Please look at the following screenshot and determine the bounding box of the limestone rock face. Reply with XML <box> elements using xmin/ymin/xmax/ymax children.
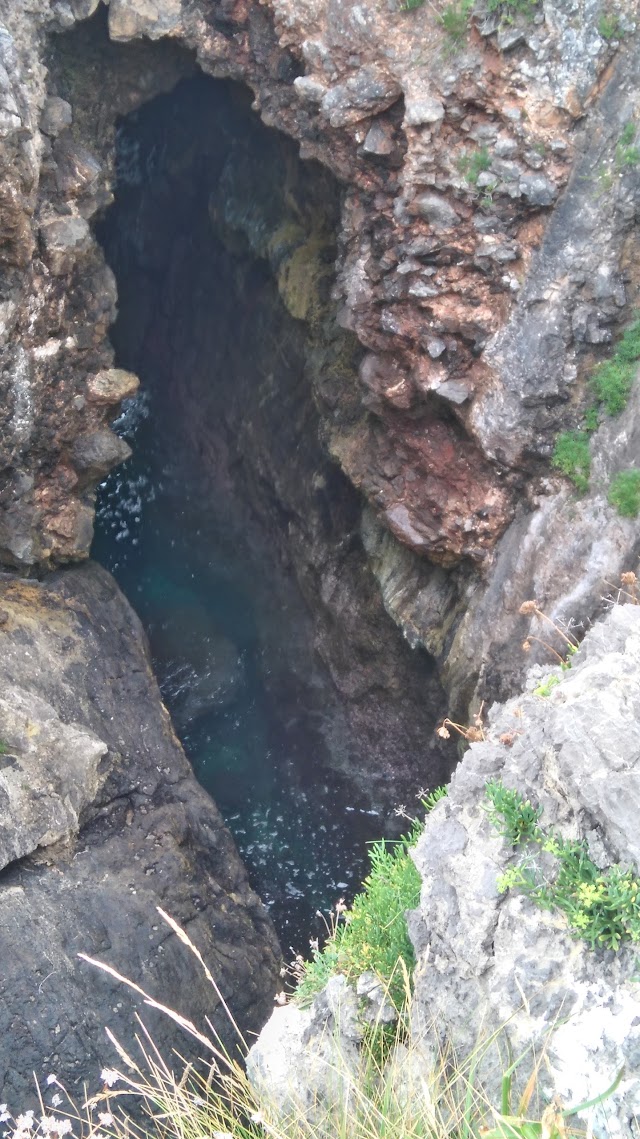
<box><xmin>0</xmin><ymin>563</ymin><xmax>281</xmax><ymax>1103</ymax></box>
<box><xmin>409</xmin><ymin>602</ymin><xmax>640</xmax><ymax>1136</ymax></box>
<box><xmin>245</xmin><ymin>604</ymin><xmax>640</xmax><ymax>1137</ymax></box>
<box><xmin>247</xmin><ymin>976</ymin><xmax>362</xmax><ymax>1120</ymax></box>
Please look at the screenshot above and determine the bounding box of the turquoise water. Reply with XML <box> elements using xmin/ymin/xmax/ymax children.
<box><xmin>93</xmin><ymin>395</ymin><xmax>380</xmax><ymax>951</ymax></box>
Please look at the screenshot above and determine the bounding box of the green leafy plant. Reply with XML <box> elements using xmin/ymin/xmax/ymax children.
<box><xmin>598</xmin><ymin>165</ymin><xmax>614</xmax><ymax>192</ymax></box>
<box><xmin>400</xmin><ymin>0</ymin><xmax>426</xmax><ymax>9</ymax></box>
<box><xmin>0</xmin><ymin>740</ymin><xmax>7</xmax><ymax>756</ymax></box>
<box><xmin>551</xmin><ymin>431</ymin><xmax>591</xmax><ymax>493</ymax></box>
<box><xmin>485</xmin><ymin>780</ymin><xmax>543</xmax><ymax>845</ymax></box>
<box><xmin>458</xmin><ymin>146</ymin><xmax>492</xmax><ymax>185</ymax></box>
<box><xmin>590</xmin><ymin>317</ymin><xmax>640</xmax><ymax>415</ymax></box>
<box><xmin>41</xmin><ymin>921</ymin><xmax>626</xmax><ymax>1139</ymax></box>
<box><xmin>598</xmin><ymin>11</ymin><xmax>623</xmax><ymax>40</ymax></box>
<box><xmin>440</xmin><ymin>0</ymin><xmax>474</xmax><ymax>42</ymax></box>
<box><xmin>591</xmin><ymin>358</ymin><xmax>635</xmax><ymax>414</ymax></box>
<box><xmin>608</xmin><ymin>469</ymin><xmax>640</xmax><ymax>517</ymax></box>
<box><xmin>616</xmin><ymin>122</ymin><xmax>640</xmax><ymax>168</ymax></box>
<box><xmin>486</xmin><ymin>780</ymin><xmax>640</xmax><ymax>950</ymax></box>
<box><xmin>421</xmin><ymin>784</ymin><xmax>448</xmax><ymax>812</ymax></box>
<box><xmin>533</xmin><ymin>673</ymin><xmax>561</xmax><ymax>698</ymax></box>
<box><xmin>294</xmin><ymin>821</ymin><xmax>423</xmax><ymax>1013</ymax></box>
<box><xmin>552</xmin><ymin>318</ymin><xmax>640</xmax><ymax>493</ymax></box>
<box><xmin>293</xmin><ymin>789</ymin><xmax>448</xmax><ymax>1015</ymax></box>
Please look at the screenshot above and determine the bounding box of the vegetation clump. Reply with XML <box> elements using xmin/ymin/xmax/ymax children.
<box><xmin>550</xmin><ymin>431</ymin><xmax>591</xmax><ymax>493</ymax></box>
<box><xmin>597</xmin><ymin>11</ymin><xmax>623</xmax><ymax>39</ymax></box>
<box><xmin>608</xmin><ymin>469</ymin><xmax>640</xmax><ymax>517</ymax></box>
<box><xmin>457</xmin><ymin>146</ymin><xmax>491</xmax><ymax>185</ymax></box>
<box><xmin>294</xmin><ymin>824</ymin><xmax>423</xmax><ymax>1013</ymax></box>
<box><xmin>551</xmin><ymin>318</ymin><xmax>640</xmax><ymax>495</ymax></box>
<box><xmin>486</xmin><ymin>780</ymin><xmax>640</xmax><ymax>950</ymax></box>
<box><xmin>590</xmin><ymin>316</ymin><xmax>640</xmax><ymax>415</ymax></box>
<box><xmin>294</xmin><ymin>788</ymin><xmax>447</xmax><ymax>1013</ymax></box>
<box><xmin>485</xmin><ymin>0</ymin><xmax>538</xmax><ymax>17</ymax></box>
<box><xmin>616</xmin><ymin>122</ymin><xmax>640</xmax><ymax>169</ymax></box>
<box><xmin>440</xmin><ymin>0</ymin><xmax>474</xmax><ymax>44</ymax></box>
<box><xmin>532</xmin><ymin>673</ymin><xmax>561</xmax><ymax>698</ymax></box>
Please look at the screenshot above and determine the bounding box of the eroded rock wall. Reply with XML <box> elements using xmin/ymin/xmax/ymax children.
<box><xmin>2</xmin><ymin>0</ymin><xmax>639</xmax><ymax>720</ymax></box>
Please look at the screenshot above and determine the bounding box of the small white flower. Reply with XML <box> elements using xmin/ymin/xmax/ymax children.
<box><xmin>250</xmin><ymin>1111</ymin><xmax>264</xmax><ymax>1126</ymax></box>
<box><xmin>51</xmin><ymin>1120</ymin><xmax>71</xmax><ymax>1136</ymax></box>
<box><xmin>49</xmin><ymin>1099</ymin><xmax>62</xmax><ymax>1111</ymax></box>
<box><xmin>191</xmin><ymin>1098</ymin><xmax>205</xmax><ymax>1108</ymax></box>
<box><xmin>100</xmin><ymin>1071</ymin><xmax>119</xmax><ymax>1088</ymax></box>
<box><xmin>45</xmin><ymin>1078</ymin><xmax>58</xmax><ymax>1088</ymax></box>
<box><xmin>97</xmin><ymin>1115</ymin><xmax>113</xmax><ymax>1128</ymax></box>
<box><xmin>212</xmin><ymin>1132</ymin><xmax>234</xmax><ymax>1139</ymax></box>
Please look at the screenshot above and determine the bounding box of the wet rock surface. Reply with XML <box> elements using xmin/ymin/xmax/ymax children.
<box><xmin>0</xmin><ymin>562</ymin><xmax>281</xmax><ymax>1102</ymax></box>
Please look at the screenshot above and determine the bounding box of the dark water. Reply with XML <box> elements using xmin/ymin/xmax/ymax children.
<box><xmin>93</xmin><ymin>395</ymin><xmax>381</xmax><ymax>953</ymax></box>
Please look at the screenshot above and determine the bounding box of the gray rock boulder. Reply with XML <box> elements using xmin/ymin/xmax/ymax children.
<box><xmin>247</xmin><ymin>976</ymin><xmax>362</xmax><ymax>1121</ymax></box>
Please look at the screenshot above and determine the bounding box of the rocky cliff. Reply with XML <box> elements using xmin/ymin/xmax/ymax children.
<box><xmin>248</xmin><ymin>599</ymin><xmax>640</xmax><ymax>1137</ymax></box>
<box><xmin>1</xmin><ymin>0</ymin><xmax>639</xmax><ymax>718</ymax></box>
<box><xmin>1</xmin><ymin>0</ymin><xmax>640</xmax><ymax>1103</ymax></box>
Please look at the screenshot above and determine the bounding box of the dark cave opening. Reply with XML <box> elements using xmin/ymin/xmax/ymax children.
<box><xmin>91</xmin><ymin>71</ymin><xmax>386</xmax><ymax>949</ymax></box>
<box><xmin>63</xmin><ymin>38</ymin><xmax>454</xmax><ymax>949</ymax></box>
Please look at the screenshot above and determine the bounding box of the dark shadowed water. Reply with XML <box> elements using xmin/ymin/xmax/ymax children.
<box><xmin>93</xmin><ymin>394</ymin><xmax>382</xmax><ymax>953</ymax></box>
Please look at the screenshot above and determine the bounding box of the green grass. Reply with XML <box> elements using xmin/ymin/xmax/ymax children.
<box><xmin>440</xmin><ymin>0</ymin><xmax>474</xmax><ymax>41</ymax></box>
<box><xmin>486</xmin><ymin>780</ymin><xmax>640</xmax><ymax>950</ymax></box>
<box><xmin>552</xmin><ymin>318</ymin><xmax>640</xmax><ymax>494</ymax></box>
<box><xmin>616</xmin><ymin>122</ymin><xmax>639</xmax><ymax>168</ymax></box>
<box><xmin>295</xmin><ymin>824</ymin><xmax>423</xmax><ymax>1013</ymax></box>
<box><xmin>591</xmin><ymin>358</ymin><xmax>635</xmax><ymax>413</ymax></box>
<box><xmin>533</xmin><ymin>674</ymin><xmax>561</xmax><ymax>698</ymax></box>
<box><xmin>590</xmin><ymin>318</ymin><xmax>640</xmax><ymax>414</ymax></box>
<box><xmin>608</xmin><ymin>469</ymin><xmax>640</xmax><ymax>517</ymax></box>
<box><xmin>550</xmin><ymin>431</ymin><xmax>591</xmax><ymax>493</ymax></box>
<box><xmin>71</xmin><ymin>899</ymin><xmax>626</xmax><ymax>1139</ymax></box>
<box><xmin>295</xmin><ymin>789</ymin><xmax>447</xmax><ymax>1014</ymax></box>
<box><xmin>598</xmin><ymin>11</ymin><xmax>623</xmax><ymax>39</ymax></box>
<box><xmin>457</xmin><ymin>146</ymin><xmax>491</xmax><ymax>185</ymax></box>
